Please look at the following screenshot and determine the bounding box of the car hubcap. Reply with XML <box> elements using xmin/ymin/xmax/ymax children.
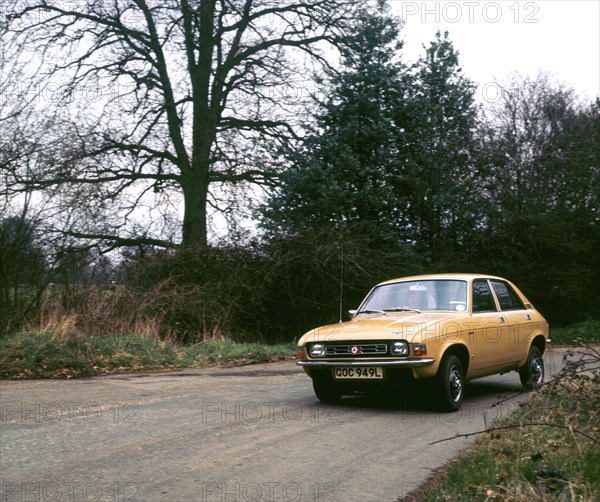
<box><xmin>532</xmin><ymin>355</ymin><xmax>543</xmax><ymax>384</ymax></box>
<box><xmin>449</xmin><ymin>366</ymin><xmax>462</xmax><ymax>402</ymax></box>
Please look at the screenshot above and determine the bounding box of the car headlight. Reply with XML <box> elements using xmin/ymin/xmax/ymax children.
<box><xmin>390</xmin><ymin>341</ymin><xmax>409</xmax><ymax>356</ymax></box>
<box><xmin>412</xmin><ymin>343</ymin><xmax>427</xmax><ymax>356</ymax></box>
<box><xmin>309</xmin><ymin>344</ymin><xmax>326</xmax><ymax>357</ymax></box>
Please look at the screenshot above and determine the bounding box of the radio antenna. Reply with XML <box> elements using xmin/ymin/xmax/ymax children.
<box><xmin>338</xmin><ymin>237</ymin><xmax>344</xmax><ymax>323</ymax></box>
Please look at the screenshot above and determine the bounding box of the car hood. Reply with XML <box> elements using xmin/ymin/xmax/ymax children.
<box><xmin>298</xmin><ymin>312</ymin><xmax>466</xmax><ymax>345</ymax></box>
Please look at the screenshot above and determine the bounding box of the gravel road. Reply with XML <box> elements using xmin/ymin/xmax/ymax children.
<box><xmin>0</xmin><ymin>348</ymin><xmax>568</xmax><ymax>502</ymax></box>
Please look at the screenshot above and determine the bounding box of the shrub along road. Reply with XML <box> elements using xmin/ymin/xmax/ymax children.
<box><xmin>0</xmin><ymin>349</ymin><xmax>569</xmax><ymax>502</ymax></box>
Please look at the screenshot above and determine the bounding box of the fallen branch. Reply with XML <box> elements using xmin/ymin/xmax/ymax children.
<box><xmin>429</xmin><ymin>421</ymin><xmax>600</xmax><ymax>446</ymax></box>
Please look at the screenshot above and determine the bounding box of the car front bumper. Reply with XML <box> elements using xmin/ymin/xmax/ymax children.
<box><xmin>297</xmin><ymin>358</ymin><xmax>435</xmax><ymax>367</ymax></box>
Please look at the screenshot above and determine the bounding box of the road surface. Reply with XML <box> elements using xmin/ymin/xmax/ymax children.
<box><xmin>0</xmin><ymin>348</ymin><xmax>568</xmax><ymax>502</ymax></box>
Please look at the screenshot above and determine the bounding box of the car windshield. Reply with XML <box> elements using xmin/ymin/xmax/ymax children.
<box><xmin>358</xmin><ymin>280</ymin><xmax>468</xmax><ymax>314</ymax></box>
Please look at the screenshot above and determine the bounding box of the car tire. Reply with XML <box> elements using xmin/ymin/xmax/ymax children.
<box><xmin>435</xmin><ymin>354</ymin><xmax>464</xmax><ymax>412</ymax></box>
<box><xmin>312</xmin><ymin>377</ymin><xmax>342</xmax><ymax>404</ymax></box>
<box><xmin>519</xmin><ymin>346</ymin><xmax>544</xmax><ymax>390</ymax></box>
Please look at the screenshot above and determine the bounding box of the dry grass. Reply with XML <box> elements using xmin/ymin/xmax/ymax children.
<box><xmin>25</xmin><ymin>282</ymin><xmax>242</xmax><ymax>344</ymax></box>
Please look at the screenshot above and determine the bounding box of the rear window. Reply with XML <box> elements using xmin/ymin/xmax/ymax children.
<box><xmin>490</xmin><ymin>281</ymin><xmax>526</xmax><ymax>311</ymax></box>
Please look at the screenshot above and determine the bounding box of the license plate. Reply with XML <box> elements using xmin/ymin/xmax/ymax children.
<box><xmin>333</xmin><ymin>367</ymin><xmax>383</xmax><ymax>379</ymax></box>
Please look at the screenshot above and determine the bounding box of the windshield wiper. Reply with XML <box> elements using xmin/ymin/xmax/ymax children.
<box><xmin>356</xmin><ymin>309</ymin><xmax>386</xmax><ymax>315</ymax></box>
<box><xmin>382</xmin><ymin>307</ymin><xmax>422</xmax><ymax>313</ymax></box>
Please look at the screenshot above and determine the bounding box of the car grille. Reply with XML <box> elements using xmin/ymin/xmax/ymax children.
<box><xmin>325</xmin><ymin>343</ymin><xmax>388</xmax><ymax>356</ymax></box>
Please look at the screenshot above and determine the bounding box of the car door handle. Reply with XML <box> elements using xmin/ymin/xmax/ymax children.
<box><xmin>498</xmin><ymin>316</ymin><xmax>506</xmax><ymax>323</ymax></box>
<box><xmin>525</xmin><ymin>314</ymin><xmax>532</xmax><ymax>320</ymax></box>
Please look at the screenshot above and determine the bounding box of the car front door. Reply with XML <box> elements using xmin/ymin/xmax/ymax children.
<box><xmin>470</xmin><ymin>279</ymin><xmax>508</xmax><ymax>374</ymax></box>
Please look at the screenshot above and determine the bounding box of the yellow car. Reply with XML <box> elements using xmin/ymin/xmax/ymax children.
<box><xmin>297</xmin><ymin>274</ymin><xmax>549</xmax><ymax>411</ymax></box>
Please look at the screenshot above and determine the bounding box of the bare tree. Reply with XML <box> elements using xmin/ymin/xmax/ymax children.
<box><xmin>2</xmin><ymin>0</ymin><xmax>366</xmax><ymax>249</ymax></box>
<box><xmin>481</xmin><ymin>72</ymin><xmax>599</xmax><ymax>218</ymax></box>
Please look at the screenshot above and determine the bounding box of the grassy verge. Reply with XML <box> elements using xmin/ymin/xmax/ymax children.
<box><xmin>413</xmin><ymin>346</ymin><xmax>600</xmax><ymax>502</ymax></box>
<box><xmin>0</xmin><ymin>331</ymin><xmax>297</xmax><ymax>379</ymax></box>
<box><xmin>549</xmin><ymin>320</ymin><xmax>600</xmax><ymax>345</ymax></box>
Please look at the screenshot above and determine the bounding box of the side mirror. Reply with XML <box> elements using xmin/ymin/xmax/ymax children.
<box><xmin>348</xmin><ymin>310</ymin><xmax>357</xmax><ymax>317</ymax></box>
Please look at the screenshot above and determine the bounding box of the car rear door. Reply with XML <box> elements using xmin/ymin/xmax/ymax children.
<box><xmin>489</xmin><ymin>280</ymin><xmax>535</xmax><ymax>365</ymax></box>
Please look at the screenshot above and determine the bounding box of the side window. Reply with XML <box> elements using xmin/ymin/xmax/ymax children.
<box><xmin>472</xmin><ymin>280</ymin><xmax>497</xmax><ymax>312</ymax></box>
<box><xmin>491</xmin><ymin>281</ymin><xmax>526</xmax><ymax>311</ymax></box>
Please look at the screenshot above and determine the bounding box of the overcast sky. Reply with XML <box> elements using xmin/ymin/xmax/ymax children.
<box><xmin>391</xmin><ymin>0</ymin><xmax>600</xmax><ymax>103</ymax></box>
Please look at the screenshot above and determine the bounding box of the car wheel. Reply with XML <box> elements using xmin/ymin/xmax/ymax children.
<box><xmin>435</xmin><ymin>355</ymin><xmax>464</xmax><ymax>412</ymax></box>
<box><xmin>312</xmin><ymin>377</ymin><xmax>342</xmax><ymax>404</ymax></box>
<box><xmin>519</xmin><ymin>346</ymin><xmax>544</xmax><ymax>390</ymax></box>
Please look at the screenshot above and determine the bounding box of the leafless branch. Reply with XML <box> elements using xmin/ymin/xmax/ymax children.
<box><xmin>3</xmin><ymin>0</ymin><xmax>365</xmax><ymax>247</ymax></box>
<box><xmin>428</xmin><ymin>422</ymin><xmax>599</xmax><ymax>446</ymax></box>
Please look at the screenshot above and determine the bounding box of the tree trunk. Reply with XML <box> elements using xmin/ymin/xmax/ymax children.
<box><xmin>182</xmin><ymin>168</ymin><xmax>209</xmax><ymax>247</ymax></box>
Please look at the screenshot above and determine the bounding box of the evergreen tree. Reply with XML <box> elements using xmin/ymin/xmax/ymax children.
<box><xmin>261</xmin><ymin>25</ymin><xmax>481</xmax><ymax>268</ymax></box>
<box><xmin>257</xmin><ymin>1</ymin><xmax>421</xmax><ymax>329</ymax></box>
<box><xmin>402</xmin><ymin>30</ymin><xmax>480</xmax><ymax>264</ymax></box>
<box><xmin>261</xmin><ymin>0</ymin><xmax>409</xmax><ymax>236</ymax></box>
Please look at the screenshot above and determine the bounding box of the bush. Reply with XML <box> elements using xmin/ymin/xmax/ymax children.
<box><xmin>120</xmin><ymin>225</ymin><xmax>421</xmax><ymax>344</ymax></box>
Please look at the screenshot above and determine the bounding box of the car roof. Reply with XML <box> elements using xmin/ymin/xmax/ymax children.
<box><xmin>377</xmin><ymin>273</ymin><xmax>508</xmax><ymax>286</ymax></box>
